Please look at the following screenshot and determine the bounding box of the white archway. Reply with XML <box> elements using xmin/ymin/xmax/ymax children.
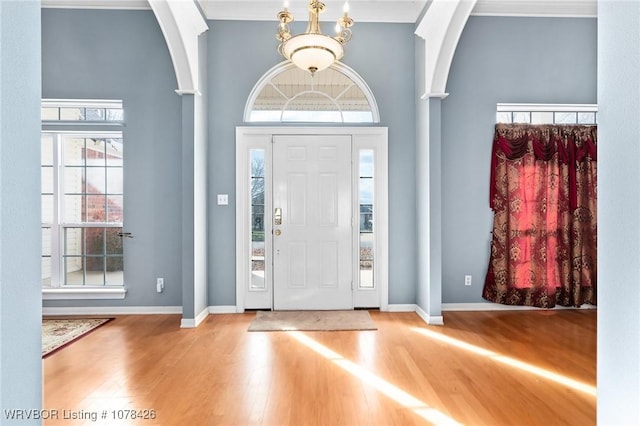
<box><xmin>148</xmin><ymin>0</ymin><xmax>208</xmax><ymax>95</ymax></box>
<box><xmin>415</xmin><ymin>0</ymin><xmax>477</xmax><ymax>98</ymax></box>
<box><xmin>244</xmin><ymin>61</ymin><xmax>380</xmax><ymax>123</ymax></box>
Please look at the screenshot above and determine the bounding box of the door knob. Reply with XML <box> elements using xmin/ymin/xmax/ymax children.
<box><xmin>274</xmin><ymin>229</ymin><xmax>282</xmax><ymax>236</ymax></box>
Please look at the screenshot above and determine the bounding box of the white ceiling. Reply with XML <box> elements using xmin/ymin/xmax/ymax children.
<box><xmin>41</xmin><ymin>0</ymin><xmax>597</xmax><ymax>22</ymax></box>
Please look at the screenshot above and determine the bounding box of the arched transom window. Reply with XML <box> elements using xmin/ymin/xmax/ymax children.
<box><xmin>244</xmin><ymin>61</ymin><xmax>380</xmax><ymax>124</ymax></box>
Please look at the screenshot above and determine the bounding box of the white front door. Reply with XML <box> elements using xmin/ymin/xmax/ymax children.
<box><xmin>272</xmin><ymin>135</ymin><xmax>353</xmax><ymax>310</ymax></box>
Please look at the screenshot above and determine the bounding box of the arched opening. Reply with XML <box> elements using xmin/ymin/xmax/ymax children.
<box><xmin>244</xmin><ymin>61</ymin><xmax>380</xmax><ymax>124</ymax></box>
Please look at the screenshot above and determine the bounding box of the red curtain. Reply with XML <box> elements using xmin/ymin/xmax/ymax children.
<box><xmin>482</xmin><ymin>124</ymin><xmax>597</xmax><ymax>308</ymax></box>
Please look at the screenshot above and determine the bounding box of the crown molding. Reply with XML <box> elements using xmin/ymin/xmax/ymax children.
<box><xmin>41</xmin><ymin>0</ymin><xmax>150</xmax><ymax>10</ymax></box>
<box><xmin>471</xmin><ymin>0</ymin><xmax>597</xmax><ymax>18</ymax></box>
<box><xmin>41</xmin><ymin>0</ymin><xmax>597</xmax><ymax>20</ymax></box>
<box><xmin>199</xmin><ymin>1</ymin><xmax>427</xmax><ymax>23</ymax></box>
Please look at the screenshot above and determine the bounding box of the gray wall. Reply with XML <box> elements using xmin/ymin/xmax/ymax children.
<box><xmin>207</xmin><ymin>20</ymin><xmax>417</xmax><ymax>306</ymax></box>
<box><xmin>41</xmin><ymin>13</ymin><xmax>418</xmax><ymax>308</ymax></box>
<box><xmin>441</xmin><ymin>16</ymin><xmax>597</xmax><ymax>303</ymax></box>
<box><xmin>597</xmin><ymin>2</ymin><xmax>640</xmax><ymax>423</ymax></box>
<box><xmin>0</xmin><ymin>1</ymin><xmax>42</xmax><ymax>420</ymax></box>
<box><xmin>42</xmin><ymin>9</ymin><xmax>184</xmax><ymax>308</ymax></box>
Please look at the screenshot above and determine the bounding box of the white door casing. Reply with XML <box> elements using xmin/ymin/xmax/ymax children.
<box><xmin>236</xmin><ymin>127</ymin><xmax>388</xmax><ymax>312</ymax></box>
<box><xmin>272</xmin><ymin>135</ymin><xmax>353</xmax><ymax>310</ymax></box>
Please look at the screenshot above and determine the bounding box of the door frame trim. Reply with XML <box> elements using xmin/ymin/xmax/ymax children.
<box><xmin>235</xmin><ymin>126</ymin><xmax>389</xmax><ymax>312</ymax></box>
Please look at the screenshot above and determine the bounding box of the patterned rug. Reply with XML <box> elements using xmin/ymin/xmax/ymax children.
<box><xmin>248</xmin><ymin>310</ymin><xmax>377</xmax><ymax>332</ymax></box>
<box><xmin>42</xmin><ymin>318</ymin><xmax>113</xmax><ymax>358</ymax></box>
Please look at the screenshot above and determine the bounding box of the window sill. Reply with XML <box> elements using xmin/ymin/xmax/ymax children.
<box><xmin>42</xmin><ymin>287</ymin><xmax>127</xmax><ymax>300</ymax></box>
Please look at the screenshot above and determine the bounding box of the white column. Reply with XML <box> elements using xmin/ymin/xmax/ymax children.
<box><xmin>597</xmin><ymin>1</ymin><xmax>640</xmax><ymax>423</ymax></box>
<box><xmin>0</xmin><ymin>0</ymin><xmax>42</xmax><ymax>419</ymax></box>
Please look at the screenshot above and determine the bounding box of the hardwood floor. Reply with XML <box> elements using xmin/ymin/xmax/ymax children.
<box><xmin>43</xmin><ymin>310</ymin><xmax>596</xmax><ymax>426</ymax></box>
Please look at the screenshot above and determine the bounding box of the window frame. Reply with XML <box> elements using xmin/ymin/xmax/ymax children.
<box><xmin>42</xmin><ymin>99</ymin><xmax>126</xmax><ymax>300</ymax></box>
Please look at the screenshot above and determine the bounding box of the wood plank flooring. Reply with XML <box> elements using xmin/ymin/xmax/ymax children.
<box><xmin>43</xmin><ymin>310</ymin><xmax>596</xmax><ymax>426</ymax></box>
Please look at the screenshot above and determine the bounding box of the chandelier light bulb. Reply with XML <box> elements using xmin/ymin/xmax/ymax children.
<box><xmin>284</xmin><ymin>0</ymin><xmax>289</xmax><ymax>9</ymax></box>
<box><xmin>343</xmin><ymin>1</ymin><xmax>349</xmax><ymax>14</ymax></box>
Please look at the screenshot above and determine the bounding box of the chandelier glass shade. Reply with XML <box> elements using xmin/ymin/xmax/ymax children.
<box><xmin>276</xmin><ymin>1</ymin><xmax>354</xmax><ymax>74</ymax></box>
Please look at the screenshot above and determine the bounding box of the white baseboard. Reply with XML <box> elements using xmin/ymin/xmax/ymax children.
<box><xmin>42</xmin><ymin>306</ymin><xmax>182</xmax><ymax>316</ymax></box>
<box><xmin>442</xmin><ymin>303</ymin><xmax>598</xmax><ymax>311</ymax></box>
<box><xmin>386</xmin><ymin>304</ymin><xmax>444</xmax><ymax>325</ymax></box>
<box><xmin>209</xmin><ymin>305</ymin><xmax>238</xmax><ymax>314</ymax></box>
<box><xmin>415</xmin><ymin>305</ymin><xmax>444</xmax><ymax>325</ymax></box>
<box><xmin>180</xmin><ymin>306</ymin><xmax>212</xmax><ymax>328</ymax></box>
<box><xmin>386</xmin><ymin>304</ymin><xmax>417</xmax><ymax>312</ymax></box>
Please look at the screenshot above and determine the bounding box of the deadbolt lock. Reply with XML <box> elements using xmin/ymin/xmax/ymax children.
<box><xmin>274</xmin><ymin>207</ymin><xmax>282</xmax><ymax>225</ymax></box>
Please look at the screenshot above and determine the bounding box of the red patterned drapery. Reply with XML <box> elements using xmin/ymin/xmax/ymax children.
<box><xmin>482</xmin><ymin>124</ymin><xmax>597</xmax><ymax>308</ymax></box>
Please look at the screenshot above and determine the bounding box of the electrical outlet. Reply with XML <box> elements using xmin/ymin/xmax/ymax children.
<box><xmin>464</xmin><ymin>275</ymin><xmax>472</xmax><ymax>286</ymax></box>
<box><xmin>156</xmin><ymin>277</ymin><xmax>164</xmax><ymax>293</ymax></box>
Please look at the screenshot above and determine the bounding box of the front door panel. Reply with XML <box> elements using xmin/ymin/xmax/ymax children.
<box><xmin>272</xmin><ymin>135</ymin><xmax>352</xmax><ymax>310</ymax></box>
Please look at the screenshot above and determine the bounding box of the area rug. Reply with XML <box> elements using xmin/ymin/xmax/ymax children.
<box><xmin>248</xmin><ymin>310</ymin><xmax>377</xmax><ymax>332</ymax></box>
<box><xmin>42</xmin><ymin>318</ymin><xmax>113</xmax><ymax>358</ymax></box>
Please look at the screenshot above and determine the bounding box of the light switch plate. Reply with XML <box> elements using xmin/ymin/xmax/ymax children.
<box><xmin>217</xmin><ymin>194</ymin><xmax>229</xmax><ymax>205</ymax></box>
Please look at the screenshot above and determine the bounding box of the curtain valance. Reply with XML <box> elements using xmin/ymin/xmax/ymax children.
<box><xmin>490</xmin><ymin>124</ymin><xmax>597</xmax><ymax>211</ymax></box>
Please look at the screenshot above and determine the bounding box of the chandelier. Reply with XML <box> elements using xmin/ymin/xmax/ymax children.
<box><xmin>276</xmin><ymin>0</ymin><xmax>354</xmax><ymax>75</ymax></box>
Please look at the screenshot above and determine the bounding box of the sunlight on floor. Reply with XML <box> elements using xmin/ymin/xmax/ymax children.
<box><xmin>287</xmin><ymin>331</ymin><xmax>463</xmax><ymax>426</ymax></box>
<box><xmin>411</xmin><ymin>327</ymin><xmax>596</xmax><ymax>397</ymax></box>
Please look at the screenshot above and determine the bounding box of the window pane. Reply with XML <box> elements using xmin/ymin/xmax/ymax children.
<box><xmin>531</xmin><ymin>111</ymin><xmax>554</xmax><ymax>124</ymax></box>
<box><xmin>282</xmin><ymin>110</ymin><xmax>342</xmax><ymax>122</ymax></box>
<box><xmin>84</xmin><ymin>258</ymin><xmax>105</xmax><ymax>285</ymax></box>
<box><xmin>63</xmin><ymin>166</ymin><xmax>84</xmax><ymax>194</ymax></box>
<box><xmin>360</xmin><ymin>233</ymin><xmax>374</xmax><ymax>288</ymax></box>
<box><xmin>63</xmin><ymin>138</ymin><xmax>86</xmax><ymax>166</ymax></box>
<box><xmin>252</xmin><ymin>214</ymin><xmax>264</xmax><ymax>232</ymax></box>
<box><xmin>359</xmin><ymin>178</ymin><xmax>374</xmax><ymax>205</ymax></box>
<box><xmin>42</xmin><ymin>256</ymin><xmax>52</xmax><ymax>286</ymax></box>
<box><xmin>87</xmin><ymin>139</ymin><xmax>107</xmax><ymax>165</ymax></box>
<box><xmin>107</xmin><ymin>167</ymin><xmax>123</xmax><ymax>194</ymax></box>
<box><xmin>42</xmin><ymin>195</ymin><xmax>54</xmax><ymax>223</ymax></box>
<box><xmin>85</xmin><ymin>108</ymin><xmax>105</xmax><ymax>121</ymax></box>
<box><xmin>64</xmin><ymin>256</ymin><xmax>84</xmax><ymax>285</ymax></box>
<box><xmin>343</xmin><ymin>111</ymin><xmax>373</xmax><ymax>123</ymax></box>
<box><xmin>60</xmin><ymin>107</ymin><xmax>85</xmax><ymax>121</ymax></box>
<box><xmin>86</xmin><ymin>228</ymin><xmax>105</xmax><ymax>256</ymax></box>
<box><xmin>106</xmin><ymin>139</ymin><xmax>123</xmax><ymax>166</ymax></box>
<box><xmin>107</xmin><ymin>195</ymin><xmax>123</xmax><ymax>222</ymax></box>
<box><xmin>251</xmin><ymin>150</ymin><xmax>265</xmax><ymax>177</ymax></box>
<box><xmin>42</xmin><ymin>134</ymin><xmax>54</xmax><ymax>165</ymax></box>
<box><xmin>64</xmin><ymin>227</ymin><xmax>83</xmax><ymax>256</ymax></box>
<box><xmin>251</xmin><ymin>240</ymin><xmax>265</xmax><ymax>290</ymax></box>
<box><xmin>512</xmin><ymin>112</ymin><xmax>531</xmax><ymax>123</ymax></box>
<box><xmin>42</xmin><ymin>227</ymin><xmax>51</xmax><ymax>256</ymax></box>
<box><xmin>555</xmin><ymin>112</ymin><xmax>577</xmax><ymax>124</ymax></box>
<box><xmin>86</xmin><ymin>167</ymin><xmax>106</xmax><ymax>194</ymax></box>
<box><xmin>86</xmin><ymin>194</ymin><xmax>106</xmax><ymax>222</ymax></box>
<box><xmin>64</xmin><ymin>195</ymin><xmax>85</xmax><ymax>222</ymax></box>
<box><xmin>360</xmin><ymin>205</ymin><xmax>373</xmax><ymax>232</ymax></box>
<box><xmin>42</xmin><ymin>166</ymin><xmax>54</xmax><ymax>194</ymax></box>
<box><xmin>106</xmin><ymin>109</ymin><xmax>124</xmax><ymax>121</ymax></box>
<box><xmin>105</xmin><ymin>258</ymin><xmax>124</xmax><ymax>285</ymax></box>
<box><xmin>105</xmin><ymin>228</ymin><xmax>123</xmax><ymax>255</ymax></box>
<box><xmin>578</xmin><ymin>112</ymin><xmax>596</xmax><ymax>124</ymax></box>
<box><xmin>360</xmin><ymin>150</ymin><xmax>374</xmax><ymax>178</ymax></box>
<box><xmin>42</xmin><ymin>107</ymin><xmax>59</xmax><ymax>121</ymax></box>
<box><xmin>496</xmin><ymin>112</ymin><xmax>512</xmax><ymax>123</ymax></box>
